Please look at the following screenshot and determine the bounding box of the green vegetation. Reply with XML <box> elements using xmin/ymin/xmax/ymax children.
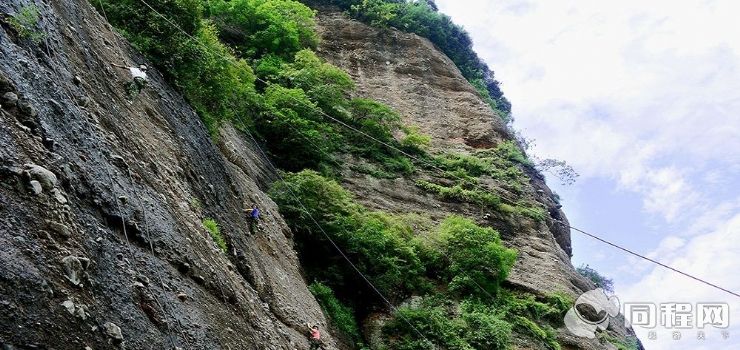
<box><xmin>270</xmin><ymin>170</ymin><xmax>427</xmax><ymax>298</ymax></box>
<box><xmin>202</xmin><ymin>218</ymin><xmax>227</xmax><ymax>253</ymax></box>
<box><xmin>577</xmin><ymin>264</ymin><xmax>614</xmax><ymax>293</ymax></box>
<box><xmin>416</xmin><ymin>180</ymin><xmax>502</xmax><ymax>208</ymax></box>
<box><xmin>431</xmin><ymin>141</ymin><xmax>531</xmax><ymax>193</ymax></box>
<box><xmin>309</xmin><ymin>282</ymin><xmax>362</xmax><ymax>343</ymax></box>
<box><xmin>439</xmin><ymin>216</ymin><xmax>516</xmax><ymax>297</ymax></box>
<box><xmin>382</xmin><ymin>298</ymin><xmax>499</xmax><ymax>350</ymax></box>
<box><xmin>500</xmin><ymin>203</ymin><xmax>547</xmax><ymax>222</ymax></box>
<box><xmin>209</xmin><ymin>0</ymin><xmax>319</xmax><ymax>59</ymax></box>
<box><xmin>320</xmin><ymin>0</ymin><xmax>511</xmax><ymax>119</ymax></box>
<box><xmin>512</xmin><ymin>316</ymin><xmax>560</xmax><ymax>350</ymax></box>
<box><xmin>598</xmin><ymin>333</ymin><xmax>641</xmax><ymax>350</ymax></box>
<box><xmin>381</xmin><ymin>291</ymin><xmax>571</xmax><ymax>350</ymax></box>
<box><xmin>414</xmin><ymin>141</ymin><xmax>548</xmax><ymax>222</ymax></box>
<box><xmin>269</xmin><ymin>171</ymin><xmax>517</xmax><ymax>299</ymax></box>
<box><xmin>400</xmin><ymin>126</ymin><xmax>431</xmax><ymax>154</ymax></box>
<box><xmin>545</xmin><ymin>291</ymin><xmax>576</xmax><ymax>317</ymax></box>
<box><xmin>486</xmin><ymin>291</ymin><xmax>572</xmax><ymax>350</ymax></box>
<box><xmin>7</xmin><ymin>4</ymin><xmax>46</xmax><ymax>44</ymax></box>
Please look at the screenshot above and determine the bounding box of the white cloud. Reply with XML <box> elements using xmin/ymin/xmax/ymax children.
<box><xmin>639</xmin><ymin>167</ymin><xmax>701</xmax><ymax>222</ymax></box>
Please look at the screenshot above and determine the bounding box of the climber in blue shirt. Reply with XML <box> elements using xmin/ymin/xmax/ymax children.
<box><xmin>244</xmin><ymin>203</ymin><xmax>260</xmax><ymax>234</ymax></box>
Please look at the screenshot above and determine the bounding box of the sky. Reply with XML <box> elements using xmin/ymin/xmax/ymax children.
<box><xmin>434</xmin><ymin>0</ymin><xmax>740</xmax><ymax>348</ymax></box>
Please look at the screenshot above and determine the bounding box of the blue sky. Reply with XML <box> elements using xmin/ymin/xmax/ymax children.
<box><xmin>434</xmin><ymin>0</ymin><xmax>740</xmax><ymax>348</ymax></box>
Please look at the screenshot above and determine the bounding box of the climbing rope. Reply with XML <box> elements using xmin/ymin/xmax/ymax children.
<box><xmin>96</xmin><ymin>0</ymin><xmax>109</xmax><ymax>24</ymax></box>
<box><xmin>560</xmin><ymin>222</ymin><xmax>740</xmax><ymax>298</ymax></box>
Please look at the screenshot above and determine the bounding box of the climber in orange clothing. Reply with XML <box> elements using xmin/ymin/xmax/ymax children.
<box><xmin>306</xmin><ymin>322</ymin><xmax>322</xmax><ymax>350</ymax></box>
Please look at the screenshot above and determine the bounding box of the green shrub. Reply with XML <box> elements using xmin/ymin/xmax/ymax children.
<box><xmin>281</xmin><ymin>50</ymin><xmax>355</xmax><ymax>113</ymax></box>
<box><xmin>349</xmin><ymin>98</ymin><xmax>401</xmax><ymax>141</ymax></box>
<box><xmin>373</xmin><ymin>152</ymin><xmax>415</xmax><ymax>175</ymax></box>
<box><xmin>431</xmin><ymin>147</ymin><xmax>529</xmax><ymax>194</ymax></box>
<box><xmin>512</xmin><ymin>316</ymin><xmax>561</xmax><ymax>350</ymax></box>
<box><xmin>497</xmin><ymin>291</ymin><xmax>564</xmax><ymax>324</ymax></box>
<box><xmin>8</xmin><ymin>4</ymin><xmax>46</xmax><ymax>44</ymax></box>
<box><xmin>95</xmin><ymin>0</ymin><xmax>205</xmax><ymax>76</ymax></box>
<box><xmin>464</xmin><ymin>290</ymin><xmax>571</xmax><ymax>348</ymax></box>
<box><xmin>438</xmin><ymin>216</ymin><xmax>516</xmax><ymax>297</ymax></box>
<box><xmin>254</xmin><ymin>54</ymin><xmax>287</xmax><ymax>82</ymax></box>
<box><xmin>309</xmin><ymin>282</ymin><xmax>362</xmax><ymax>342</ymax></box>
<box><xmin>269</xmin><ymin>170</ymin><xmax>357</xmax><ymax>225</ymax></box>
<box><xmin>461</xmin><ymin>306</ymin><xmax>511</xmax><ymax>350</ymax></box>
<box><xmin>416</xmin><ymin>180</ymin><xmax>501</xmax><ymax>208</ymax></box>
<box><xmin>434</xmin><ymin>153</ymin><xmax>493</xmax><ymax>177</ymax></box>
<box><xmin>401</xmin><ymin>126</ymin><xmax>431</xmax><ymax>154</ymax></box>
<box><xmin>180</xmin><ymin>22</ymin><xmax>259</xmax><ymax>133</ymax></box>
<box><xmin>203</xmin><ymin>218</ymin><xmax>227</xmax><ymax>253</ymax></box>
<box><xmin>598</xmin><ymin>333</ymin><xmax>640</xmax><ymax>350</ymax></box>
<box><xmin>576</xmin><ymin>264</ymin><xmax>614</xmax><ymax>293</ymax></box>
<box><xmin>384</xmin><ymin>298</ymin><xmax>513</xmax><ymax>350</ymax></box>
<box><xmin>516</xmin><ymin>205</ymin><xmax>547</xmax><ymax>222</ymax></box>
<box><xmin>545</xmin><ymin>291</ymin><xmax>575</xmax><ymax>318</ymax></box>
<box><xmin>259</xmin><ymin>85</ymin><xmax>338</xmax><ymax>170</ymax></box>
<box><xmin>210</xmin><ymin>0</ymin><xmax>318</xmax><ymax>59</ymax></box>
<box><xmin>337</xmin><ymin>211</ymin><xmax>426</xmax><ymax>295</ymax></box>
<box><xmin>494</xmin><ymin>140</ymin><xmax>531</xmax><ymax>166</ymax></box>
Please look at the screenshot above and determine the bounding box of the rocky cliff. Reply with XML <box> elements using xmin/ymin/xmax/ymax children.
<box><xmin>313</xmin><ymin>8</ymin><xmax>634</xmax><ymax>349</ymax></box>
<box><xmin>0</xmin><ymin>0</ymin><xmax>637</xmax><ymax>349</ymax></box>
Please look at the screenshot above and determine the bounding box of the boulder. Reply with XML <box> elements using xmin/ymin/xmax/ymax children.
<box><xmin>61</xmin><ymin>255</ymin><xmax>89</xmax><ymax>286</ymax></box>
<box><xmin>29</xmin><ymin>180</ymin><xmax>43</xmax><ymax>195</ymax></box>
<box><xmin>46</xmin><ymin>221</ymin><xmax>72</xmax><ymax>238</ymax></box>
<box><xmin>51</xmin><ymin>188</ymin><xmax>68</xmax><ymax>204</ymax></box>
<box><xmin>102</xmin><ymin>322</ymin><xmax>123</xmax><ymax>343</ymax></box>
<box><xmin>61</xmin><ymin>300</ymin><xmax>75</xmax><ymax>314</ymax></box>
<box><xmin>2</xmin><ymin>92</ymin><xmax>18</xmax><ymax>106</ymax></box>
<box><xmin>16</xmin><ymin>99</ymin><xmax>38</xmax><ymax>117</ymax></box>
<box><xmin>0</xmin><ymin>74</ymin><xmax>14</xmax><ymax>93</ymax></box>
<box><xmin>24</xmin><ymin>164</ymin><xmax>57</xmax><ymax>190</ymax></box>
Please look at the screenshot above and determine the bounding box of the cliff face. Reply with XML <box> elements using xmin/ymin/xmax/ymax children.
<box><xmin>0</xmin><ymin>1</ymin><xmax>337</xmax><ymax>349</ymax></box>
<box><xmin>0</xmin><ymin>0</ymin><xmax>637</xmax><ymax>349</ymax></box>
<box><xmin>315</xmin><ymin>9</ymin><xmax>579</xmax><ymax>297</ymax></box>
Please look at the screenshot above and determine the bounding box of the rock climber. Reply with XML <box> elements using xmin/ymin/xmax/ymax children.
<box><xmin>111</xmin><ymin>62</ymin><xmax>148</xmax><ymax>98</ymax></box>
<box><xmin>244</xmin><ymin>203</ymin><xmax>260</xmax><ymax>234</ymax></box>
<box><xmin>306</xmin><ymin>323</ymin><xmax>322</xmax><ymax>350</ymax></box>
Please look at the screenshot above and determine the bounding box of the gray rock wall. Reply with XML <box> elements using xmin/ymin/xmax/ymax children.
<box><xmin>0</xmin><ymin>1</ymin><xmax>334</xmax><ymax>349</ymax></box>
